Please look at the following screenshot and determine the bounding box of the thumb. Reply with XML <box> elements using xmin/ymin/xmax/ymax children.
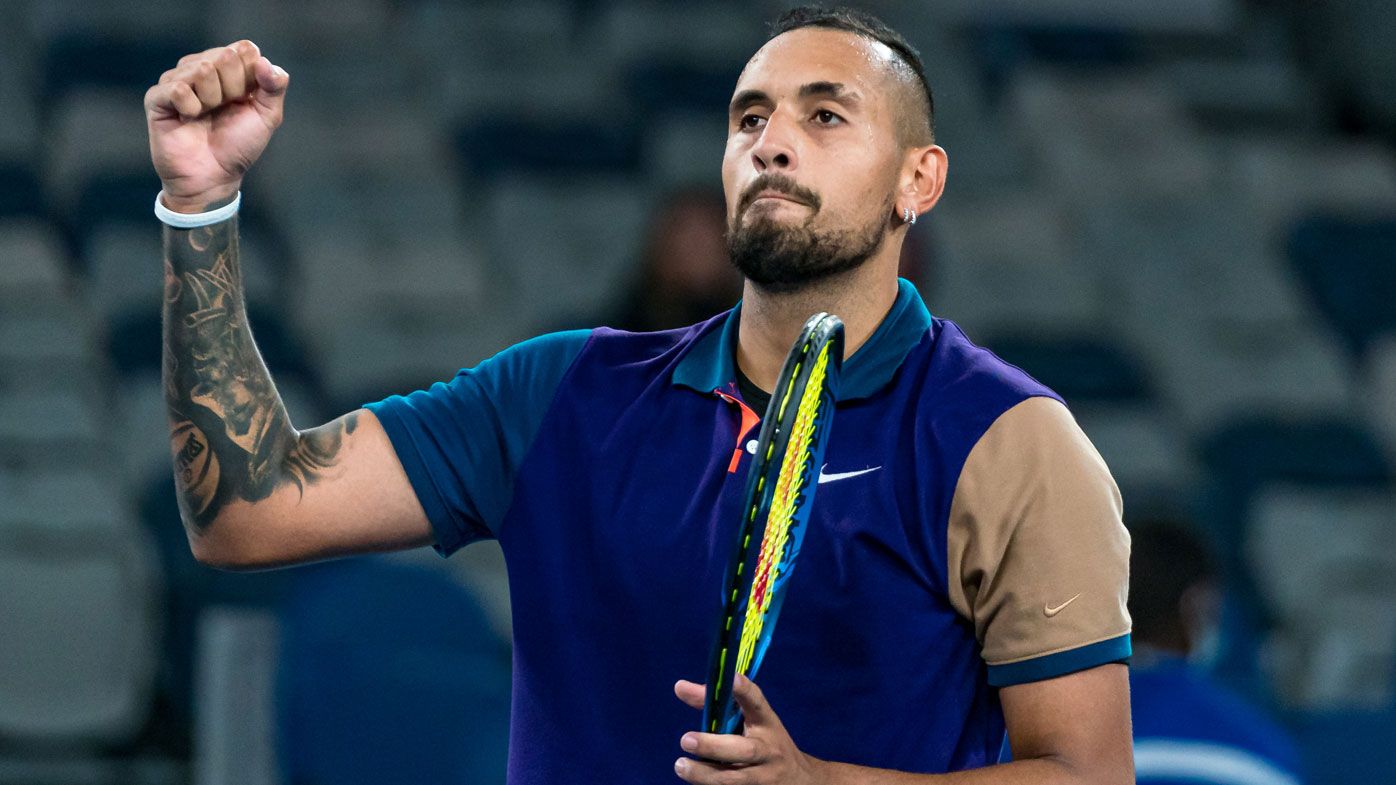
<box><xmin>251</xmin><ymin>56</ymin><xmax>289</xmax><ymax>114</ymax></box>
<box><xmin>731</xmin><ymin>674</ymin><xmax>778</xmax><ymax>728</ymax></box>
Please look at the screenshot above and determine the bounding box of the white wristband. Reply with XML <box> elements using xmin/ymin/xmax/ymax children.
<box><xmin>154</xmin><ymin>189</ymin><xmax>241</xmax><ymax>228</ymax></box>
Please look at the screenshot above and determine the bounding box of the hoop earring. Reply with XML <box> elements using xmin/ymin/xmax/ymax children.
<box><xmin>902</xmin><ymin>206</ymin><xmax>918</xmax><ymax>226</ymax></box>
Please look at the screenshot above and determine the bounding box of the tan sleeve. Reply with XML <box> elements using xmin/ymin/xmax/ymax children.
<box><xmin>947</xmin><ymin>396</ymin><xmax>1131</xmax><ymax>682</ymax></box>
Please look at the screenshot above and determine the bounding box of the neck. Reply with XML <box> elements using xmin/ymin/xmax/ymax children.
<box><xmin>735</xmin><ymin>254</ymin><xmax>900</xmax><ymax>392</ymax></box>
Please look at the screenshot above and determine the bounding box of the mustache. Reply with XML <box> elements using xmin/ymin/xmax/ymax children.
<box><xmin>739</xmin><ymin>174</ymin><xmax>821</xmax><ymax>214</ymax></box>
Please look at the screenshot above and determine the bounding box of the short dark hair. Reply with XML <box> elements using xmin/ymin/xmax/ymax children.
<box><xmin>1128</xmin><ymin>519</ymin><xmax>1218</xmax><ymax>645</ymax></box>
<box><xmin>768</xmin><ymin>5</ymin><xmax>935</xmax><ymax>145</ymax></box>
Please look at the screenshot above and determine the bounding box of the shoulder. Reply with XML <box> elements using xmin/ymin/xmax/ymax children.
<box><xmin>925</xmin><ymin>317</ymin><xmax>1060</xmax><ymax>407</ymax></box>
<box><xmin>907</xmin><ymin>317</ymin><xmax>1068</xmax><ymax>469</ymax></box>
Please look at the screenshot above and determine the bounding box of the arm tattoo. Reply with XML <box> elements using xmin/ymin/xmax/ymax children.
<box><xmin>162</xmin><ymin>197</ymin><xmax>359</xmax><ymax>530</ymax></box>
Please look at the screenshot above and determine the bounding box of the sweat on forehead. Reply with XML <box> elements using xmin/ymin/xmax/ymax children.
<box><xmin>737</xmin><ymin>26</ymin><xmax>933</xmax><ymax>147</ymax></box>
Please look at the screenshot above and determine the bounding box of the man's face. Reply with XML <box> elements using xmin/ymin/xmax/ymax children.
<box><xmin>722</xmin><ymin>27</ymin><xmax>906</xmax><ymax>292</ymax></box>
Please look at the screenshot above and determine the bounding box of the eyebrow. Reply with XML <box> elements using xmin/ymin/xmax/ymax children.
<box><xmin>728</xmin><ymin>81</ymin><xmax>863</xmax><ymax>116</ymax></box>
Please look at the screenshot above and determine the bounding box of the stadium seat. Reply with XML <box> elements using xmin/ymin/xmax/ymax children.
<box><xmin>482</xmin><ymin>173</ymin><xmax>651</xmax><ymax>333</ymax></box>
<box><xmin>1197</xmin><ymin>416</ymin><xmax>1392</xmax><ymax>621</ymax></box>
<box><xmin>587</xmin><ymin>0</ymin><xmax>760</xmax><ymax>71</ymax></box>
<box><xmin>971</xmin><ymin>24</ymin><xmax>1144</xmax><ymax>100</ymax></box>
<box><xmin>1148</xmin><ymin>57</ymin><xmax>1318</xmax><ymax>132</ymax></box>
<box><xmin>1363</xmin><ymin>336</ymin><xmax>1396</xmax><ymax>457</ymax></box>
<box><xmin>42</xmin><ymin>87</ymin><xmax>152</xmax><ymax>217</ymax></box>
<box><xmin>0</xmin><ymin>162</ymin><xmax>44</xmax><ymax>220</ymax></box>
<box><xmin>40</xmin><ymin>33</ymin><xmax>190</xmax><ymax>104</ymax></box>
<box><xmin>626</xmin><ymin>59</ymin><xmax>739</xmax><ymax>116</ymax></box>
<box><xmin>454</xmin><ymin>119</ymin><xmax>644</xmax><ymax>181</ymax></box>
<box><xmin>0</xmin><ymin>292</ymin><xmax>103</xmax><ymax>391</ymax></box>
<box><xmin>0</xmin><ymin>388</ymin><xmax>104</xmax><ymax>473</ymax></box>
<box><xmin>277</xmin><ymin>558</ymin><xmax>511</xmax><ymax>785</ymax></box>
<box><xmin>1072</xmin><ymin>404</ymin><xmax>1197</xmax><ymax>503</ymax></box>
<box><xmin>1144</xmin><ymin>319</ymin><xmax>1354</xmax><ymax>434</ymax></box>
<box><xmin>1221</xmin><ymin>136</ymin><xmax>1396</xmax><ymax>244</ymax></box>
<box><xmin>1287</xmin><ymin>215</ymin><xmax>1396</xmax><ymax>359</ymax></box>
<box><xmin>928</xmin><ymin>193</ymin><xmax>1104</xmax><ymax>336</ymax></box>
<box><xmin>983</xmin><ymin>334</ymin><xmax>1153</xmax><ymax>404</ymax></box>
<box><xmin>643</xmin><ymin>112</ymin><xmax>730</xmax><ymax>190</ymax></box>
<box><xmin>68</xmin><ymin>169</ymin><xmax>167</xmax><ymax>255</ymax></box>
<box><xmin>0</xmin><ymin>218</ymin><xmax>69</xmax><ymax>304</ymax></box>
<box><xmin>0</xmin><ymin>469</ymin><xmax>160</xmax><ymax>747</ymax></box>
<box><xmin>1248</xmin><ymin>485</ymin><xmax>1396</xmax><ymax>707</ymax></box>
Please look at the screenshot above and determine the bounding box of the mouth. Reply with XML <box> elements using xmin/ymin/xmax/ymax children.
<box><xmin>749</xmin><ymin>191</ymin><xmax>807</xmax><ymax>208</ymax></box>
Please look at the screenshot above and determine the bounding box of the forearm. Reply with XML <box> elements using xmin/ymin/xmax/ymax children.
<box><xmin>819</xmin><ymin>756</ymin><xmax>1109</xmax><ymax>785</ymax></box>
<box><xmin>160</xmin><ymin>194</ymin><xmax>353</xmax><ymax>543</ymax></box>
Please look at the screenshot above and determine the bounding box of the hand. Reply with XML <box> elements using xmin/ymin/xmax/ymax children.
<box><xmin>144</xmin><ymin>39</ymin><xmax>289</xmax><ymax>212</ymax></box>
<box><xmin>673</xmin><ymin>674</ymin><xmax>828</xmax><ymax>785</ymax></box>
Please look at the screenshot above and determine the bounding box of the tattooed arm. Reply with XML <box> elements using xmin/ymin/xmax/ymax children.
<box><xmin>161</xmin><ymin>199</ymin><xmax>433</xmax><ymax>569</ymax></box>
<box><xmin>148</xmin><ymin>43</ymin><xmax>431</xmax><ymax>568</ymax></box>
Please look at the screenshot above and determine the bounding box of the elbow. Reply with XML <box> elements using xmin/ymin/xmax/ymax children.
<box><xmin>187</xmin><ymin>526</ymin><xmax>265</xmax><ymax>572</ymax></box>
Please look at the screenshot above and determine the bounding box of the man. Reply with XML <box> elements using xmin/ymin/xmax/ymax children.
<box><xmin>1128</xmin><ymin>520</ymin><xmax>1302</xmax><ymax>785</ymax></box>
<box><xmin>145</xmin><ymin>6</ymin><xmax>1133</xmax><ymax>784</ymax></box>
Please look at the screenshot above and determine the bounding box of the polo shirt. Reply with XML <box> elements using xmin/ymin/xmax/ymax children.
<box><xmin>364</xmin><ymin>277</ymin><xmax>1131</xmax><ymax>783</ymax></box>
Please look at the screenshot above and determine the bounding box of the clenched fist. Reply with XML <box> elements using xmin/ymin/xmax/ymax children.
<box><xmin>144</xmin><ymin>39</ymin><xmax>289</xmax><ymax>213</ymax></box>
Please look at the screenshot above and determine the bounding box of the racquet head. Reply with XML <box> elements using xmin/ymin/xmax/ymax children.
<box><xmin>701</xmin><ymin>311</ymin><xmax>845</xmax><ymax>737</ymax></box>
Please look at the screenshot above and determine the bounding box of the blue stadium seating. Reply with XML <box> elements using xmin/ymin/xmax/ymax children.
<box><xmin>983</xmin><ymin>334</ymin><xmax>1154</xmax><ymax>404</ymax></box>
<box><xmin>277</xmin><ymin>558</ymin><xmax>511</xmax><ymax>785</ymax></box>
<box><xmin>1287</xmin><ymin>215</ymin><xmax>1396</xmax><ymax>359</ymax></box>
<box><xmin>41</xmin><ymin>34</ymin><xmax>195</xmax><ymax>102</ymax></box>
<box><xmin>454</xmin><ymin>119</ymin><xmax>642</xmax><ymax>181</ymax></box>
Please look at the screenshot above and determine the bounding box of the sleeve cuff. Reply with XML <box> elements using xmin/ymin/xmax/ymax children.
<box><xmin>363</xmin><ymin>398</ymin><xmax>474</xmax><ymax>558</ymax></box>
<box><xmin>986</xmin><ymin>634</ymin><xmax>1132</xmax><ymax>687</ymax></box>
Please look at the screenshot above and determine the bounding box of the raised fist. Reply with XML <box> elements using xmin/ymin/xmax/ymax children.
<box><xmin>144</xmin><ymin>40</ymin><xmax>289</xmax><ymax>212</ymax></box>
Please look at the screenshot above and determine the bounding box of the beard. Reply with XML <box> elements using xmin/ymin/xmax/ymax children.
<box><xmin>726</xmin><ymin>200</ymin><xmax>891</xmax><ymax>294</ymax></box>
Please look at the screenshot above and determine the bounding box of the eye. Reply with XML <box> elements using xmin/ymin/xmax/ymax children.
<box><xmin>814</xmin><ymin>109</ymin><xmax>843</xmax><ymax>125</ymax></box>
<box><xmin>739</xmin><ymin>113</ymin><xmax>766</xmax><ymax>131</ymax></box>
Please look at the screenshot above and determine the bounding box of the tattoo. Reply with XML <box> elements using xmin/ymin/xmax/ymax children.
<box><xmin>162</xmin><ymin>201</ymin><xmax>358</xmax><ymax>530</ymax></box>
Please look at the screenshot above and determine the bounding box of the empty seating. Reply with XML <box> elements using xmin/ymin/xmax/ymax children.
<box><xmin>1248</xmin><ymin>485</ymin><xmax>1396</xmax><ymax>707</ymax></box>
<box><xmin>1287</xmin><ymin>215</ymin><xmax>1396</xmax><ymax>359</ymax></box>
<box><xmin>0</xmin><ymin>468</ymin><xmax>160</xmax><ymax>746</ymax></box>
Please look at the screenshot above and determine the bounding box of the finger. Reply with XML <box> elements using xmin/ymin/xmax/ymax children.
<box><xmin>145</xmin><ymin>80</ymin><xmax>202</xmax><ymax>121</ymax></box>
<box><xmin>187</xmin><ymin>57</ymin><xmax>224</xmax><ymax>113</ymax></box>
<box><xmin>731</xmin><ymin>674</ymin><xmax>777</xmax><ymax>728</ymax></box>
<box><xmin>676</xmin><ymin>756</ymin><xmax>756</xmax><ymax>784</ymax></box>
<box><xmin>209</xmin><ymin>44</ymin><xmax>252</xmax><ymax>102</ymax></box>
<box><xmin>249</xmin><ymin>56</ymin><xmax>289</xmax><ymax>122</ymax></box>
<box><xmin>681</xmin><ymin>731</ymin><xmax>765</xmax><ymax>765</ymax></box>
<box><xmin>675</xmin><ymin>679</ymin><xmax>706</xmax><ymax>709</ymax></box>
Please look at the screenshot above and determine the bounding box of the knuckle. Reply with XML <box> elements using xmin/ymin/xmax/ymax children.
<box><xmin>717</xmin><ymin>769</ymin><xmax>745</xmax><ymax>785</ymax></box>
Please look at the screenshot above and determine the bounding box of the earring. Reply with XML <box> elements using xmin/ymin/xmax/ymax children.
<box><xmin>902</xmin><ymin>207</ymin><xmax>918</xmax><ymax>226</ymax></box>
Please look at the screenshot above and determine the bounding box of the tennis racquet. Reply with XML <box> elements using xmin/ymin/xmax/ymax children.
<box><xmin>701</xmin><ymin>312</ymin><xmax>845</xmax><ymax>737</ymax></box>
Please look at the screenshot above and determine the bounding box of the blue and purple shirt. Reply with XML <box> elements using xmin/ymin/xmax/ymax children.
<box><xmin>365</xmin><ymin>278</ymin><xmax>1131</xmax><ymax>783</ymax></box>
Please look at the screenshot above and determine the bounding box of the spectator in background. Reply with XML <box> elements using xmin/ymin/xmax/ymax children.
<box><xmin>604</xmin><ymin>184</ymin><xmax>743</xmax><ymax>332</ymax></box>
<box><xmin>1128</xmin><ymin>519</ymin><xmax>1304</xmax><ymax>785</ymax></box>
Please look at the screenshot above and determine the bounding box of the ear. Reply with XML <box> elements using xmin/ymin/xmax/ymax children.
<box><xmin>896</xmin><ymin>144</ymin><xmax>948</xmax><ymax>221</ymax></box>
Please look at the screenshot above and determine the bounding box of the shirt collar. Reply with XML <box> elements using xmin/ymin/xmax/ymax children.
<box><xmin>671</xmin><ymin>277</ymin><xmax>933</xmax><ymax>401</ymax></box>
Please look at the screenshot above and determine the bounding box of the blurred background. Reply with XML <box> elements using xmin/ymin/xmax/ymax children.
<box><xmin>0</xmin><ymin>0</ymin><xmax>1394</xmax><ymax>783</ymax></box>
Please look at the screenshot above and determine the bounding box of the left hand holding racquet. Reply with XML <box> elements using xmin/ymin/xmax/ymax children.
<box><xmin>674</xmin><ymin>674</ymin><xmax>829</xmax><ymax>785</ymax></box>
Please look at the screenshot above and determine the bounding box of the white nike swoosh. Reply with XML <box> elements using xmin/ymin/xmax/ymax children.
<box><xmin>817</xmin><ymin>465</ymin><xmax>881</xmax><ymax>484</ymax></box>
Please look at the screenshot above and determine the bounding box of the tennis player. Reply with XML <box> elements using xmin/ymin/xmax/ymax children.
<box><xmin>146</xmin><ymin>6</ymin><xmax>1133</xmax><ymax>784</ymax></box>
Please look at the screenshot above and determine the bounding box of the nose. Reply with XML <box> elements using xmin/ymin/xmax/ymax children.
<box><xmin>750</xmin><ymin>110</ymin><xmax>798</xmax><ymax>173</ymax></box>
